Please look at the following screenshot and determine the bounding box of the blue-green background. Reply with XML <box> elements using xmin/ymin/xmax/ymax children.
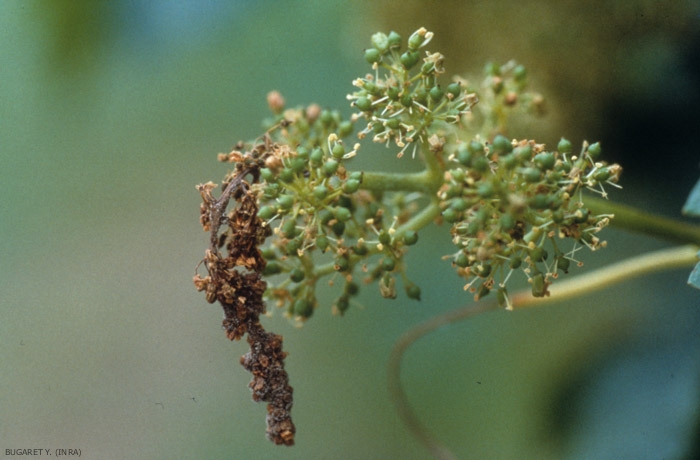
<box><xmin>2</xmin><ymin>2</ymin><xmax>700</xmax><ymax>459</ymax></box>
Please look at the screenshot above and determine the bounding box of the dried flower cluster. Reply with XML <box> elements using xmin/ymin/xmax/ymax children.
<box><xmin>194</xmin><ymin>142</ymin><xmax>295</xmax><ymax>445</ymax></box>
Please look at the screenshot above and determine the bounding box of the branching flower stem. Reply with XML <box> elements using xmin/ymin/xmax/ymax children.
<box><xmin>388</xmin><ymin>244</ymin><xmax>699</xmax><ymax>459</ymax></box>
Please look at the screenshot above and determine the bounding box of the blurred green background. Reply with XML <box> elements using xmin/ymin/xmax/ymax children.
<box><xmin>2</xmin><ymin>1</ymin><xmax>700</xmax><ymax>459</ymax></box>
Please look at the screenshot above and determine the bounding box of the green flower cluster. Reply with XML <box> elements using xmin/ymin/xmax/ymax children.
<box><xmin>248</xmin><ymin>99</ymin><xmax>422</xmax><ymax>321</ymax></box>
<box><xmin>205</xmin><ymin>27</ymin><xmax>622</xmax><ymax>321</ymax></box>
<box><xmin>441</xmin><ymin>136</ymin><xmax>621</xmax><ymax>307</ymax></box>
<box><xmin>347</xmin><ymin>27</ymin><xmax>478</xmax><ymax>158</ymax></box>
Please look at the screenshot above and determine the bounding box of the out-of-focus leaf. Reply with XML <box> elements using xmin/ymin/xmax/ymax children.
<box><xmin>681</xmin><ymin>178</ymin><xmax>700</xmax><ymax>217</ymax></box>
<box><xmin>687</xmin><ymin>253</ymin><xmax>700</xmax><ymax>289</ymax></box>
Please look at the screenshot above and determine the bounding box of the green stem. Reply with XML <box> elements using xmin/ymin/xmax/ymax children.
<box><xmin>512</xmin><ymin>244</ymin><xmax>699</xmax><ymax>308</ymax></box>
<box><xmin>388</xmin><ymin>299</ymin><xmax>499</xmax><ymax>460</ymax></box>
<box><xmin>361</xmin><ymin>170</ymin><xmax>436</xmax><ymax>194</ymax></box>
<box><xmin>585</xmin><ymin>196</ymin><xmax>700</xmax><ymax>246</ymax></box>
<box><xmin>388</xmin><ymin>244</ymin><xmax>699</xmax><ymax>460</ymax></box>
<box><xmin>395</xmin><ymin>200</ymin><xmax>442</xmax><ymax>237</ymax></box>
<box><xmin>361</xmin><ymin>139</ymin><xmax>444</xmax><ymax>195</ymax></box>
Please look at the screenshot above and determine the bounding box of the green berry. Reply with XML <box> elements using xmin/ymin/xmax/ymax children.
<box><xmin>557</xmin><ymin>138</ymin><xmax>573</xmax><ymax>154</ymax></box>
<box><xmin>387</xmin><ymin>86</ymin><xmax>400</xmax><ymax>101</ymax></box>
<box><xmin>456</xmin><ymin>144</ymin><xmax>471</xmax><ymax>166</ymax></box>
<box><xmin>353</xmin><ymin>243</ymin><xmax>368</xmax><ymax>256</ymax></box>
<box><xmin>455</xmin><ymin>252</ymin><xmax>469</xmax><ymax>268</ymax></box>
<box><xmin>261</xmin><ymin>247</ymin><xmax>277</xmax><ymax>261</ymax></box>
<box><xmin>421</xmin><ymin>61</ymin><xmax>435</xmax><ymax>76</ymax></box>
<box><xmin>334</xmin><ymin>255</ymin><xmax>350</xmax><ymax>272</ymax></box>
<box><xmin>556</xmin><ymin>257</ymin><xmax>570</xmax><ymax>273</ymax></box>
<box><xmin>258</xmin><ymin>205</ymin><xmax>276</xmax><ymax>220</ymax></box>
<box><xmin>332</xmin><ymin>143</ymin><xmax>345</xmax><ymax>159</ymax></box>
<box><xmin>331</xmin><ymin>219</ymin><xmax>345</xmax><ymax>237</ymax></box>
<box><xmin>405</xmin><ymin>283</ymin><xmax>421</xmax><ymax>300</ymax></box>
<box><xmin>260</xmin><ymin>167</ymin><xmax>275</xmax><ymax>182</ymax></box>
<box><xmin>467</xmin><ymin>140</ymin><xmax>485</xmax><ymax>155</ymax></box>
<box><xmin>364</xmin><ymin>48</ymin><xmax>381</xmax><ymax>64</ymax></box>
<box><xmin>531</xmin><ymin>273</ymin><xmax>547</xmax><ymax>297</ymax></box>
<box><xmin>293</xmin><ymin>299</ymin><xmax>314</xmax><ymax>318</ymax></box>
<box><xmin>319</xmin><ymin>209</ymin><xmax>333</xmax><ymax>225</ymax></box>
<box><xmin>444</xmin><ymin>184</ymin><xmax>463</xmax><ymax>199</ymax></box>
<box><xmin>263</xmin><ymin>183</ymin><xmax>280</xmax><ymax>199</ymax></box>
<box><xmin>382</xmin><ymin>258</ymin><xmax>396</xmax><ymax>271</ymax></box>
<box><xmin>534</xmin><ymin>152</ymin><xmax>555</xmax><ymax>170</ymax></box>
<box><xmin>476</xmin><ymin>264</ymin><xmax>492</xmax><ymax>278</ymax></box>
<box><xmin>477</xmin><ymin>183</ymin><xmax>495</xmax><ymax>198</ymax></box>
<box><xmin>587</xmin><ymin>142</ymin><xmax>602</xmax><ymax>160</ymax></box>
<box><xmin>387</xmin><ymin>31</ymin><xmax>402</xmax><ymax>49</ymax></box>
<box><xmin>529</xmin><ymin>246</ymin><xmax>548</xmax><ymax>262</ymax></box>
<box><xmin>552</xmin><ymin>209</ymin><xmax>565</xmax><ymax>223</ymax></box>
<box><xmin>528</xmin><ymin>194</ymin><xmax>550</xmax><ymax>210</ymax></box>
<box><xmin>471</xmin><ymin>156</ymin><xmax>490</xmax><ymax>174</ymax></box>
<box><xmin>378</xmin><ymin>230</ymin><xmax>391</xmax><ymax>246</ymax></box>
<box><xmin>450</xmin><ymin>197</ymin><xmax>468</xmax><ymax>212</ymax></box>
<box><xmin>407</xmin><ymin>31</ymin><xmax>423</xmax><ymax>49</ymax></box>
<box><xmin>446</xmin><ymin>82</ymin><xmax>461</xmax><ymax>99</ymax></box>
<box><xmin>402</xmin><ymin>230</ymin><xmax>418</xmax><ymax>246</ymax></box>
<box><xmin>501</xmin><ymin>154</ymin><xmax>518</xmax><ymax>170</ymax></box>
<box><xmin>442</xmin><ymin>208</ymin><xmax>460</xmax><ymax>223</ymax></box>
<box><xmin>289</xmin><ymin>157</ymin><xmax>306</xmax><ymax>174</ymax></box>
<box><xmin>499</xmin><ymin>213</ymin><xmax>515</xmax><ymax>230</ymax></box>
<box><xmin>429</xmin><ymin>85</ymin><xmax>444</xmax><ymax>102</ymax></box>
<box><xmin>509</xmin><ymin>256</ymin><xmax>522</xmax><ymax>269</ymax></box>
<box><xmin>281</xmin><ymin>219</ymin><xmax>297</xmax><ymax>238</ymax></box>
<box><xmin>310</xmin><ymin>148</ymin><xmax>324</xmax><ymax>166</ymax></box>
<box><xmin>400</xmin><ymin>50</ymin><xmax>420</xmax><ymax>69</ymax></box>
<box><xmin>322</xmin><ymin>159</ymin><xmax>339</xmax><ymax>177</ymax></box>
<box><xmin>475</xmin><ymin>282</ymin><xmax>491</xmax><ymax>300</ymax></box>
<box><xmin>593</xmin><ymin>167</ymin><xmax>611</xmax><ymax>182</ymax></box>
<box><xmin>319</xmin><ymin>110</ymin><xmax>334</xmax><ymax>127</ymax></box>
<box><xmin>278</xmin><ymin>168</ymin><xmax>294</xmax><ymax>183</ymax></box>
<box><xmin>313</xmin><ymin>184</ymin><xmax>329</xmax><ymax>200</ymax></box>
<box><xmin>334</xmin><ymin>206</ymin><xmax>352</xmax><ymax>222</ymax></box>
<box><xmin>335</xmin><ymin>295</ymin><xmax>350</xmax><ymax>314</ymax></box>
<box><xmin>449</xmin><ymin>168</ymin><xmax>465</xmax><ymax>183</ymax></box>
<box><xmin>371</xmin><ymin>32</ymin><xmax>389</xmax><ymax>53</ymax></box>
<box><xmin>285</xmin><ymin>238</ymin><xmax>301</xmax><ymax>255</ymax></box>
<box><xmin>290</xmin><ymin>268</ymin><xmax>305</xmax><ymax>283</ymax></box>
<box><xmin>262</xmin><ymin>261</ymin><xmax>282</xmax><ymax>276</ymax></box>
<box><xmin>491</xmin><ymin>135</ymin><xmax>512</xmax><ymax>155</ymax></box>
<box><xmin>296</xmin><ymin>147</ymin><xmax>310</xmax><ymax>159</ymax></box>
<box><xmin>342</xmin><ymin>179</ymin><xmax>360</xmax><ymax>194</ymax></box>
<box><xmin>413</xmin><ymin>87</ymin><xmax>428</xmax><ymax>105</ymax></box>
<box><xmin>574</xmin><ymin>208</ymin><xmax>590</xmax><ymax>224</ymax></box>
<box><xmin>338</xmin><ymin>120</ymin><xmax>353</xmax><ymax>138</ymax></box>
<box><xmin>522</xmin><ymin>167</ymin><xmax>542</xmax><ymax>183</ymax></box>
<box><xmin>316</xmin><ymin>235</ymin><xmax>329</xmax><ymax>252</ymax></box>
<box><xmin>355</xmin><ymin>97</ymin><xmax>372</xmax><ymax>112</ymax></box>
<box><xmin>514</xmin><ymin>145</ymin><xmax>532</xmax><ymax>162</ymax></box>
<box><xmin>278</xmin><ymin>194</ymin><xmax>295</xmax><ymax>210</ymax></box>
<box><xmin>384</xmin><ymin>117</ymin><xmax>401</xmax><ymax>130</ymax></box>
<box><xmin>345</xmin><ymin>281</ymin><xmax>360</xmax><ymax>296</ymax></box>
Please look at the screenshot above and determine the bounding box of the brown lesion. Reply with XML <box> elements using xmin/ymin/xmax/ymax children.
<box><xmin>194</xmin><ymin>139</ymin><xmax>296</xmax><ymax>446</ymax></box>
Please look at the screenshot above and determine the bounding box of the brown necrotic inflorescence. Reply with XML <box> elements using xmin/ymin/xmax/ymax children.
<box><xmin>194</xmin><ymin>140</ymin><xmax>295</xmax><ymax>446</ymax></box>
